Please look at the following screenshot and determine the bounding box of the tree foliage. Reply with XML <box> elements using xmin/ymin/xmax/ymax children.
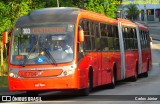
<box><xmin>125</xmin><ymin>4</ymin><xmax>139</xmax><ymax>20</ymax></box>
<box><xmin>84</xmin><ymin>0</ymin><xmax>118</xmax><ymax>18</ymax></box>
<box><xmin>0</xmin><ymin>1</ymin><xmax>10</xmax><ymax>35</ymax></box>
<box><xmin>0</xmin><ymin>0</ymin><xmax>30</xmax><ymax>35</ymax></box>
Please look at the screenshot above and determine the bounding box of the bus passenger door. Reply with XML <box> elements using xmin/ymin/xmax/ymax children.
<box><xmin>100</xmin><ymin>24</ymin><xmax>113</xmax><ymax>85</ymax></box>
<box><xmin>93</xmin><ymin>23</ymin><xmax>102</xmax><ymax>87</ymax></box>
<box><xmin>94</xmin><ymin>37</ymin><xmax>101</xmax><ymax>86</ymax></box>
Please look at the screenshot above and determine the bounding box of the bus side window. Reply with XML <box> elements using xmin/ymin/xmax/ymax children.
<box><xmin>122</xmin><ymin>27</ymin><xmax>128</xmax><ymax>50</ymax></box>
<box><xmin>100</xmin><ymin>23</ymin><xmax>108</xmax><ymax>51</ymax></box>
<box><xmin>94</xmin><ymin>23</ymin><xmax>100</xmax><ymax>51</ymax></box>
<box><xmin>82</xmin><ymin>20</ymin><xmax>91</xmax><ymax>51</ymax></box>
<box><xmin>107</xmin><ymin>25</ymin><xmax>114</xmax><ymax>51</ymax></box>
<box><xmin>133</xmin><ymin>28</ymin><xmax>138</xmax><ymax>49</ymax></box>
<box><xmin>113</xmin><ymin>26</ymin><xmax>119</xmax><ymax>51</ymax></box>
<box><xmin>89</xmin><ymin>21</ymin><xmax>95</xmax><ymax>51</ymax></box>
<box><xmin>129</xmin><ymin>28</ymin><xmax>133</xmax><ymax>49</ymax></box>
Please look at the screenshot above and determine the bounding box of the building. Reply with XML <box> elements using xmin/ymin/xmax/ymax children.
<box><xmin>117</xmin><ymin>0</ymin><xmax>160</xmax><ymax>22</ymax></box>
<box><xmin>138</xmin><ymin>4</ymin><xmax>160</xmax><ymax>22</ymax></box>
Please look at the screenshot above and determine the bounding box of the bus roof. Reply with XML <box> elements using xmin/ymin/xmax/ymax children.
<box><xmin>15</xmin><ymin>7</ymin><xmax>118</xmax><ymax>27</ymax></box>
<box><xmin>79</xmin><ymin>9</ymin><xmax>118</xmax><ymax>25</ymax></box>
<box><xmin>15</xmin><ymin>7</ymin><xmax>81</xmax><ymax>27</ymax></box>
<box><xmin>118</xmin><ymin>18</ymin><xmax>136</xmax><ymax>27</ymax></box>
<box><xmin>135</xmin><ymin>22</ymin><xmax>149</xmax><ymax>31</ymax></box>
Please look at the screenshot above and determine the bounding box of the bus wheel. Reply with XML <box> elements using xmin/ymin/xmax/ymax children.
<box><xmin>143</xmin><ymin>71</ymin><xmax>148</xmax><ymax>77</ymax></box>
<box><xmin>109</xmin><ymin>68</ymin><xmax>116</xmax><ymax>89</ymax></box>
<box><xmin>80</xmin><ymin>71</ymin><xmax>93</xmax><ymax>96</ymax></box>
<box><xmin>26</xmin><ymin>91</ymin><xmax>38</xmax><ymax>97</ymax></box>
<box><xmin>131</xmin><ymin>64</ymin><xmax>138</xmax><ymax>81</ymax></box>
<box><xmin>143</xmin><ymin>61</ymin><xmax>149</xmax><ymax>77</ymax></box>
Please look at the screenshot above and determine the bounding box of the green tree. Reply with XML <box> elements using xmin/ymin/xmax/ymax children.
<box><xmin>73</xmin><ymin>0</ymin><xmax>82</xmax><ymax>7</ymax></box>
<box><xmin>0</xmin><ymin>0</ymin><xmax>30</xmax><ymax>35</ymax></box>
<box><xmin>28</xmin><ymin>0</ymin><xmax>46</xmax><ymax>10</ymax></box>
<box><xmin>84</xmin><ymin>0</ymin><xmax>118</xmax><ymax>18</ymax></box>
<box><xmin>60</xmin><ymin>0</ymin><xmax>75</xmax><ymax>7</ymax></box>
<box><xmin>29</xmin><ymin>0</ymin><xmax>74</xmax><ymax>9</ymax></box>
<box><xmin>125</xmin><ymin>4</ymin><xmax>139</xmax><ymax>20</ymax></box>
<box><xmin>0</xmin><ymin>1</ymin><xmax>11</xmax><ymax>35</ymax></box>
<box><xmin>9</xmin><ymin>0</ymin><xmax>30</xmax><ymax>25</ymax></box>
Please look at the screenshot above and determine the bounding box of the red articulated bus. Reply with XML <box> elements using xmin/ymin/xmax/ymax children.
<box><xmin>2</xmin><ymin>7</ymin><xmax>152</xmax><ymax>96</ymax></box>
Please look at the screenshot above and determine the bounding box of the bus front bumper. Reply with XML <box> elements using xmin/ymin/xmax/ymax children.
<box><xmin>8</xmin><ymin>76</ymin><xmax>78</xmax><ymax>91</ymax></box>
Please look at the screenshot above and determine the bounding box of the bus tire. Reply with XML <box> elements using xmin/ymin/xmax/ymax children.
<box><xmin>109</xmin><ymin>65</ymin><xmax>116</xmax><ymax>89</ymax></box>
<box><xmin>80</xmin><ymin>79</ymin><xmax>90</xmax><ymax>96</ymax></box>
<box><xmin>143</xmin><ymin>61</ymin><xmax>149</xmax><ymax>77</ymax></box>
<box><xmin>131</xmin><ymin>63</ymin><xmax>138</xmax><ymax>81</ymax></box>
<box><xmin>80</xmin><ymin>69</ymin><xmax>93</xmax><ymax>96</ymax></box>
<box><xmin>143</xmin><ymin>71</ymin><xmax>148</xmax><ymax>77</ymax></box>
<box><xmin>80</xmin><ymin>88</ymin><xmax>89</xmax><ymax>96</ymax></box>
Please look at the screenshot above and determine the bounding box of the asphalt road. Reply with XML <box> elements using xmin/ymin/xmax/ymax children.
<box><xmin>149</xmin><ymin>27</ymin><xmax>160</xmax><ymax>40</ymax></box>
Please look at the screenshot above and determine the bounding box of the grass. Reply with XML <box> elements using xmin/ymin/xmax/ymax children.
<box><xmin>0</xmin><ymin>59</ymin><xmax>8</xmax><ymax>87</ymax></box>
<box><xmin>0</xmin><ymin>41</ymin><xmax>8</xmax><ymax>87</ymax></box>
<box><xmin>2</xmin><ymin>58</ymin><xmax>8</xmax><ymax>75</ymax></box>
<box><xmin>0</xmin><ymin>76</ymin><xmax>8</xmax><ymax>87</ymax></box>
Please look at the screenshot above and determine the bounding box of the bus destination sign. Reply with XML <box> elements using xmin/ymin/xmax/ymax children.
<box><xmin>22</xmin><ymin>27</ymin><xmax>66</xmax><ymax>34</ymax></box>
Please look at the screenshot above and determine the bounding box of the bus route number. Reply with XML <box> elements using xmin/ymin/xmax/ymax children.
<box><xmin>23</xmin><ymin>28</ymin><xmax>30</xmax><ymax>34</ymax></box>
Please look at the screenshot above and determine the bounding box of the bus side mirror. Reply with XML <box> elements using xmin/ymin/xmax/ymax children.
<box><xmin>78</xmin><ymin>26</ymin><xmax>84</xmax><ymax>42</ymax></box>
<box><xmin>2</xmin><ymin>31</ymin><xmax>8</xmax><ymax>44</ymax></box>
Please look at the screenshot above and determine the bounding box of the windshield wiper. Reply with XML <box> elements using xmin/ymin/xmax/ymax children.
<box><xmin>41</xmin><ymin>47</ymin><xmax>57</xmax><ymax>66</ymax></box>
<box><xmin>22</xmin><ymin>42</ymin><xmax>38</xmax><ymax>67</ymax></box>
<box><xmin>22</xmin><ymin>43</ymin><xmax>57</xmax><ymax>66</ymax></box>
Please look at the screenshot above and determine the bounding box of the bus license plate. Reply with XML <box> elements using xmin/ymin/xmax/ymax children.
<box><xmin>18</xmin><ymin>70</ymin><xmax>39</xmax><ymax>78</ymax></box>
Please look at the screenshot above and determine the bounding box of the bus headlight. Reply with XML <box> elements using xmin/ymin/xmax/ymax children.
<box><xmin>63</xmin><ymin>69</ymin><xmax>74</xmax><ymax>76</ymax></box>
<box><xmin>9</xmin><ymin>72</ymin><xmax>14</xmax><ymax>77</ymax></box>
<box><xmin>62</xmin><ymin>65</ymin><xmax>76</xmax><ymax>76</ymax></box>
<box><xmin>68</xmin><ymin>70</ymin><xmax>74</xmax><ymax>75</ymax></box>
<box><xmin>9</xmin><ymin>72</ymin><xmax>18</xmax><ymax>78</ymax></box>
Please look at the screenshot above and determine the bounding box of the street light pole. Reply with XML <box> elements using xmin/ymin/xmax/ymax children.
<box><xmin>57</xmin><ymin>0</ymin><xmax>59</xmax><ymax>7</ymax></box>
<box><xmin>81</xmin><ymin>0</ymin><xmax>84</xmax><ymax>9</ymax></box>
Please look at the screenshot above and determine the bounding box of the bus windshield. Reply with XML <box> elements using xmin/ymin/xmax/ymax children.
<box><xmin>10</xmin><ymin>24</ymin><xmax>74</xmax><ymax>65</ymax></box>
